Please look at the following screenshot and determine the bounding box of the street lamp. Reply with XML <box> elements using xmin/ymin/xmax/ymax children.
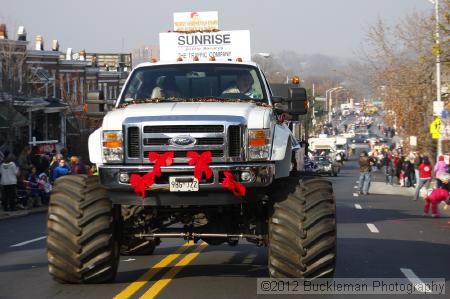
<box><xmin>326</xmin><ymin>86</ymin><xmax>344</xmax><ymax>123</ymax></box>
<box><xmin>428</xmin><ymin>0</ymin><xmax>443</xmax><ymax>155</ymax></box>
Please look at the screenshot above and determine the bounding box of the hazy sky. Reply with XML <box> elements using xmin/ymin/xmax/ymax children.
<box><xmin>0</xmin><ymin>0</ymin><xmax>431</xmax><ymax>58</ymax></box>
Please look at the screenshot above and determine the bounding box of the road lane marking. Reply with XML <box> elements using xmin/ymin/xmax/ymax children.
<box><xmin>353</xmin><ymin>193</ymin><xmax>359</xmax><ymax>197</ymax></box>
<box><xmin>354</xmin><ymin>204</ymin><xmax>362</xmax><ymax>209</ymax></box>
<box><xmin>400</xmin><ymin>268</ymin><xmax>432</xmax><ymax>293</ymax></box>
<box><xmin>140</xmin><ymin>242</ymin><xmax>208</xmax><ymax>299</ymax></box>
<box><xmin>122</xmin><ymin>258</ymin><xmax>136</xmax><ymax>262</ymax></box>
<box><xmin>113</xmin><ymin>241</ymin><xmax>194</xmax><ymax>299</ymax></box>
<box><xmin>366</xmin><ymin>223</ymin><xmax>379</xmax><ymax>233</ymax></box>
<box><xmin>10</xmin><ymin>236</ymin><xmax>46</xmax><ymax>247</ymax></box>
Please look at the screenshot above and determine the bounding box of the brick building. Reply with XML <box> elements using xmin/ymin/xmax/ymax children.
<box><xmin>0</xmin><ymin>24</ymin><xmax>132</xmax><ymax>158</ymax></box>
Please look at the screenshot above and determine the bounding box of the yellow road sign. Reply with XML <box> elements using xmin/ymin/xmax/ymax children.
<box><xmin>430</xmin><ymin>117</ymin><xmax>441</xmax><ymax>136</ymax></box>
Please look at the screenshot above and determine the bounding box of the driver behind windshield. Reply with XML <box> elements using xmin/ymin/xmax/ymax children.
<box><xmin>151</xmin><ymin>76</ymin><xmax>182</xmax><ymax>99</ymax></box>
<box><xmin>221</xmin><ymin>71</ymin><xmax>262</xmax><ymax>99</ymax></box>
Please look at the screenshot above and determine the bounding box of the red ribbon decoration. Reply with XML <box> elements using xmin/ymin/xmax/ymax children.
<box><xmin>130</xmin><ymin>152</ymin><xmax>174</xmax><ymax>200</ymax></box>
<box><xmin>130</xmin><ymin>172</ymin><xmax>155</xmax><ymax>199</ymax></box>
<box><xmin>131</xmin><ymin>151</ymin><xmax>246</xmax><ymax>199</ymax></box>
<box><xmin>221</xmin><ymin>171</ymin><xmax>246</xmax><ymax>197</ymax></box>
<box><xmin>187</xmin><ymin>151</ymin><xmax>213</xmax><ymax>180</ymax></box>
<box><xmin>148</xmin><ymin>152</ymin><xmax>174</xmax><ymax>176</ymax></box>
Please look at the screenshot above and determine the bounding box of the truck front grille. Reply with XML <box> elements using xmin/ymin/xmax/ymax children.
<box><xmin>143</xmin><ymin>125</ymin><xmax>224</xmax><ymax>134</ymax></box>
<box><xmin>228</xmin><ymin>126</ymin><xmax>242</xmax><ymax>157</ymax></box>
<box><xmin>125</xmin><ymin>123</ymin><xmax>244</xmax><ymax>163</ymax></box>
<box><xmin>143</xmin><ymin>137</ymin><xmax>224</xmax><ymax>146</ymax></box>
<box><xmin>127</xmin><ymin>127</ymin><xmax>140</xmax><ymax>158</ymax></box>
<box><xmin>143</xmin><ymin>150</ymin><xmax>224</xmax><ymax>159</ymax></box>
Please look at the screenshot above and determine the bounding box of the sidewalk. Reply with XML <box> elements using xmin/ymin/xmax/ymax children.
<box><xmin>0</xmin><ymin>206</ymin><xmax>48</xmax><ymax>221</ymax></box>
<box><xmin>367</xmin><ymin>173</ymin><xmax>450</xmax><ymax>217</ymax></box>
<box><xmin>369</xmin><ymin>182</ymin><xmax>415</xmax><ymax>197</ymax></box>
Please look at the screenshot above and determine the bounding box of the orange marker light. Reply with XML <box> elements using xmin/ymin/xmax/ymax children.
<box><xmin>104</xmin><ymin>132</ymin><xmax>120</xmax><ymax>140</ymax></box>
<box><xmin>103</xmin><ymin>141</ymin><xmax>123</xmax><ymax>148</ymax></box>
<box><xmin>291</xmin><ymin>75</ymin><xmax>301</xmax><ymax>85</ymax></box>
<box><xmin>249</xmin><ymin>139</ymin><xmax>267</xmax><ymax>147</ymax></box>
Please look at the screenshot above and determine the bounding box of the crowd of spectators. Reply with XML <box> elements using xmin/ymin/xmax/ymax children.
<box><xmin>0</xmin><ymin>145</ymin><xmax>94</xmax><ymax>212</ymax></box>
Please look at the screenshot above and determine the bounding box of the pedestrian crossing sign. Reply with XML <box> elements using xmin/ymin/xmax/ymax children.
<box><xmin>430</xmin><ymin>117</ymin><xmax>440</xmax><ymax>139</ymax></box>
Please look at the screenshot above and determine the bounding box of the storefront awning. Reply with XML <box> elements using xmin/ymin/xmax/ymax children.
<box><xmin>0</xmin><ymin>105</ymin><xmax>29</xmax><ymax>128</ymax></box>
<box><xmin>44</xmin><ymin>100</ymin><xmax>69</xmax><ymax>113</ymax></box>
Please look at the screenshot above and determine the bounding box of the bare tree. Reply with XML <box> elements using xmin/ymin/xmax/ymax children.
<box><xmin>359</xmin><ymin>10</ymin><xmax>443</xmax><ymax>155</ymax></box>
<box><xmin>0</xmin><ymin>38</ymin><xmax>28</xmax><ymax>149</ymax></box>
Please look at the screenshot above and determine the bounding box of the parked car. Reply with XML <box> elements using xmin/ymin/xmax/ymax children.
<box><xmin>313</xmin><ymin>156</ymin><xmax>339</xmax><ymax>176</ymax></box>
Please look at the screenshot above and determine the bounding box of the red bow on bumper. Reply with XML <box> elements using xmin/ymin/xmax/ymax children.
<box><xmin>130</xmin><ymin>172</ymin><xmax>155</xmax><ymax>199</ymax></box>
<box><xmin>148</xmin><ymin>152</ymin><xmax>174</xmax><ymax>176</ymax></box>
<box><xmin>221</xmin><ymin>171</ymin><xmax>246</xmax><ymax>197</ymax></box>
<box><xmin>187</xmin><ymin>151</ymin><xmax>213</xmax><ymax>180</ymax></box>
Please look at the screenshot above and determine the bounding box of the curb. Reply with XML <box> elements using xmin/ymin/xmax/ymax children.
<box><xmin>0</xmin><ymin>206</ymin><xmax>48</xmax><ymax>221</ymax></box>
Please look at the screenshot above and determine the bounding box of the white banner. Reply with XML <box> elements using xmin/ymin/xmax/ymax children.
<box><xmin>159</xmin><ymin>30</ymin><xmax>251</xmax><ymax>62</ymax></box>
<box><xmin>173</xmin><ymin>11</ymin><xmax>219</xmax><ymax>32</ymax></box>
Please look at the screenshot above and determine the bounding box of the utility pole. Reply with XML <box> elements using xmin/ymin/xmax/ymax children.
<box><xmin>429</xmin><ymin>0</ymin><xmax>442</xmax><ymax>156</ymax></box>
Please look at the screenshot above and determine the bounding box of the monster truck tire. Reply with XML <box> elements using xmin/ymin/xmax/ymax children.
<box><xmin>268</xmin><ymin>177</ymin><xmax>336</xmax><ymax>278</ymax></box>
<box><xmin>47</xmin><ymin>175</ymin><xmax>119</xmax><ymax>283</ymax></box>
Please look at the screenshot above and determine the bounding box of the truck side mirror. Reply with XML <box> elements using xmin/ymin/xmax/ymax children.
<box><xmin>286</xmin><ymin>87</ymin><xmax>308</xmax><ymax>115</ymax></box>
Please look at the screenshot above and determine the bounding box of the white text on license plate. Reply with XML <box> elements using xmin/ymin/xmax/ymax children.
<box><xmin>169</xmin><ymin>176</ymin><xmax>199</xmax><ymax>192</ymax></box>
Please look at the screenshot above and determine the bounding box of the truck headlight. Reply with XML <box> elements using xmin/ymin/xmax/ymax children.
<box><xmin>248</xmin><ymin>129</ymin><xmax>270</xmax><ymax>160</ymax></box>
<box><xmin>102</xmin><ymin>131</ymin><xmax>123</xmax><ymax>163</ymax></box>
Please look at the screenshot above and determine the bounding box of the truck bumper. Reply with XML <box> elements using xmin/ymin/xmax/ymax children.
<box><xmin>98</xmin><ymin>163</ymin><xmax>275</xmax><ymax>206</ymax></box>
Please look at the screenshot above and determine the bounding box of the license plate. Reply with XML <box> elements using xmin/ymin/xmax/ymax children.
<box><xmin>169</xmin><ymin>176</ymin><xmax>199</xmax><ymax>192</ymax></box>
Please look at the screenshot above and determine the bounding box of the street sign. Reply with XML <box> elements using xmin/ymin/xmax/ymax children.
<box><xmin>430</xmin><ymin>117</ymin><xmax>441</xmax><ymax>139</ymax></box>
<box><xmin>433</xmin><ymin>101</ymin><xmax>444</xmax><ymax>116</ymax></box>
<box><xmin>159</xmin><ymin>30</ymin><xmax>251</xmax><ymax>61</ymax></box>
<box><xmin>440</xmin><ymin>117</ymin><xmax>450</xmax><ymax>141</ymax></box>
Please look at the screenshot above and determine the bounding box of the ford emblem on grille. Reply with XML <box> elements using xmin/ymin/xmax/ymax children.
<box><xmin>169</xmin><ymin>136</ymin><xmax>197</xmax><ymax>147</ymax></box>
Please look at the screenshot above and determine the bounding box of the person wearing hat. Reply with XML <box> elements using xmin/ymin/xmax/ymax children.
<box><xmin>413</xmin><ymin>156</ymin><xmax>432</xmax><ymax>201</ymax></box>
<box><xmin>423</xmin><ymin>173</ymin><xmax>450</xmax><ymax>217</ymax></box>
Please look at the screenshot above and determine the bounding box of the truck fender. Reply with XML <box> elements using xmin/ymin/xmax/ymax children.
<box><xmin>271</xmin><ymin>124</ymin><xmax>292</xmax><ymax>161</ymax></box>
<box><xmin>88</xmin><ymin>128</ymin><xmax>103</xmax><ymax>164</ymax></box>
<box><xmin>275</xmin><ymin>137</ymin><xmax>292</xmax><ymax>179</ymax></box>
<box><xmin>271</xmin><ymin>124</ymin><xmax>294</xmax><ymax>179</ymax></box>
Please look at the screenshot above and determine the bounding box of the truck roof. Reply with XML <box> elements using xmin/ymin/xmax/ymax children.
<box><xmin>134</xmin><ymin>60</ymin><xmax>260</xmax><ymax>69</ymax></box>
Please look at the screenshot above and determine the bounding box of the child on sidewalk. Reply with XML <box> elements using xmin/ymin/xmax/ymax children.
<box><xmin>423</xmin><ymin>173</ymin><xmax>450</xmax><ymax>218</ymax></box>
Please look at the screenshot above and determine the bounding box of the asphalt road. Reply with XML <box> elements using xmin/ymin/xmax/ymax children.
<box><xmin>1</xmin><ymin>151</ymin><xmax>450</xmax><ymax>299</ymax></box>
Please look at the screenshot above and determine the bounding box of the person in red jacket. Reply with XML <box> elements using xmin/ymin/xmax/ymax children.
<box><xmin>413</xmin><ymin>156</ymin><xmax>432</xmax><ymax>201</ymax></box>
<box><xmin>423</xmin><ymin>173</ymin><xmax>450</xmax><ymax>217</ymax></box>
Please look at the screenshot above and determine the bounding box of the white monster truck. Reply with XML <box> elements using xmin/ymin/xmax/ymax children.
<box><xmin>47</xmin><ymin>59</ymin><xmax>336</xmax><ymax>283</ymax></box>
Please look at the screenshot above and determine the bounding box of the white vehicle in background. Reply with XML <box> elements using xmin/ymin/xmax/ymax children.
<box><xmin>335</xmin><ymin>136</ymin><xmax>349</xmax><ymax>160</ymax></box>
<box><xmin>309</xmin><ymin>137</ymin><xmax>337</xmax><ymax>156</ymax></box>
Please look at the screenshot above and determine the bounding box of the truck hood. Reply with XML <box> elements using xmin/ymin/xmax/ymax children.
<box><xmin>102</xmin><ymin>102</ymin><xmax>271</xmax><ymax>130</ymax></box>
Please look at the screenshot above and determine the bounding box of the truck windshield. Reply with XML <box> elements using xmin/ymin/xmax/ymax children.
<box><xmin>119</xmin><ymin>63</ymin><xmax>267</xmax><ymax>105</ymax></box>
